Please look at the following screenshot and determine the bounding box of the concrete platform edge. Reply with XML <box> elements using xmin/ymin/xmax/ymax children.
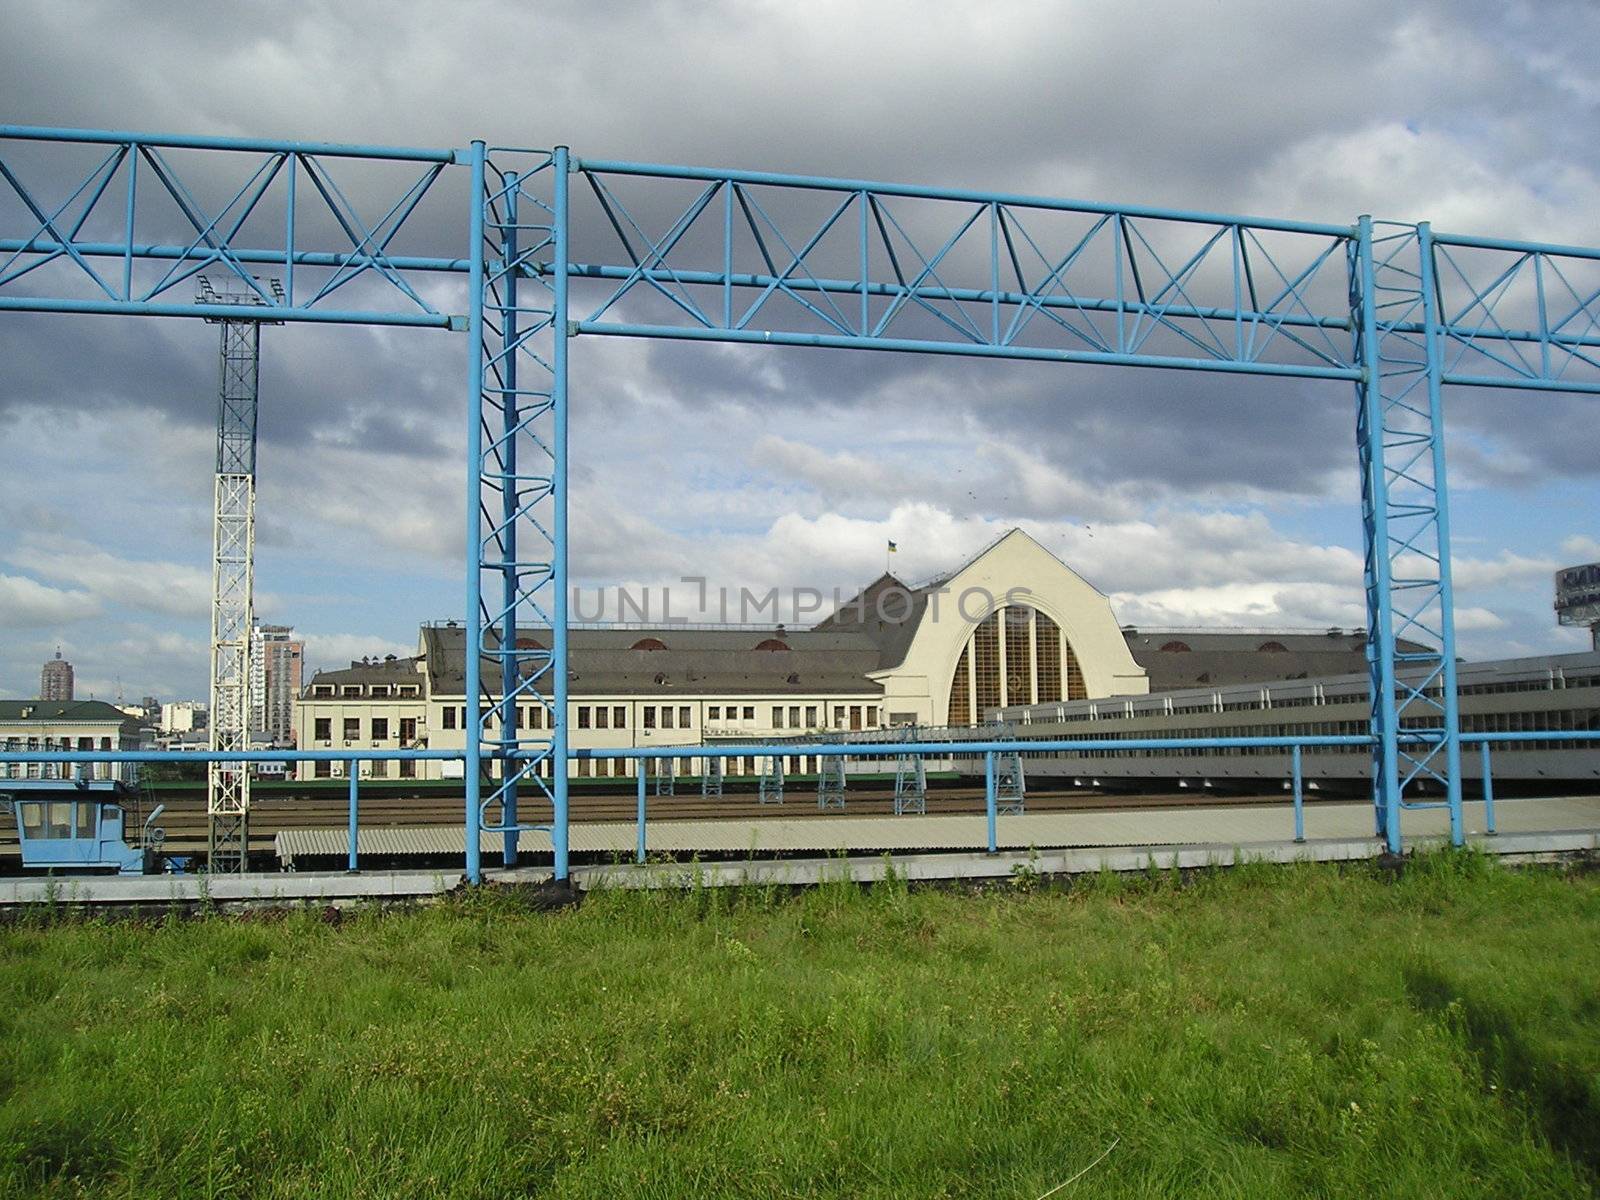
<box><xmin>2</xmin><ymin>830</ymin><xmax>1594</xmax><ymax>906</ymax></box>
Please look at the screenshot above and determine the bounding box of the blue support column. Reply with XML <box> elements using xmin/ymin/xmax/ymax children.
<box><xmin>463</xmin><ymin>139</ymin><xmax>487</xmax><ymax>886</ymax></box>
<box><xmin>1291</xmin><ymin>744</ymin><xmax>1304</xmax><ymax>844</ymax></box>
<box><xmin>471</xmin><ymin>148</ymin><xmax>564</xmax><ymax>882</ymax></box>
<box><xmin>1416</xmin><ymin>223</ymin><xmax>1465</xmax><ymax>845</ymax></box>
<box><xmin>498</xmin><ymin>173</ymin><xmax>521</xmax><ymax>869</ymax></box>
<box><xmin>1352</xmin><ymin>217</ymin><xmax>1403</xmax><ymax>853</ymax></box>
<box><xmin>1480</xmin><ymin>742</ymin><xmax>1497</xmax><ymax>835</ymax></box>
<box><xmin>984</xmin><ymin>751</ymin><xmax>997</xmax><ymax>854</ymax></box>
<box><xmin>551</xmin><ymin>146</ymin><xmax>572</xmax><ymax>882</ymax></box>
<box><xmin>1349</xmin><ymin>216</ymin><xmax>1460</xmax><ymax>855</ymax></box>
<box><xmin>636</xmin><ymin>764</ymin><xmax>647</xmax><ymax>865</ymax></box>
<box><xmin>347</xmin><ymin>761</ymin><xmax>359</xmax><ymax>872</ymax></box>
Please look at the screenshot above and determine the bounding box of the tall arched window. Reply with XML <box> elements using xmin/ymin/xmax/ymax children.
<box><xmin>948</xmin><ymin>648</ymin><xmax>971</xmax><ymax>726</ymax></box>
<box><xmin>973</xmin><ymin>613</ymin><xmax>1001</xmax><ymax>714</ymax></box>
<box><xmin>946</xmin><ymin>604</ymin><xmax>1086</xmax><ymax>725</ymax></box>
<box><xmin>1004</xmin><ymin>607</ymin><xmax>1032</xmax><ymax>707</ymax></box>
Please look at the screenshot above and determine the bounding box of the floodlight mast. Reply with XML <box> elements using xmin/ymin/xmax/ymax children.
<box><xmin>199</xmin><ymin>275</ymin><xmax>283</xmax><ymax>873</ymax></box>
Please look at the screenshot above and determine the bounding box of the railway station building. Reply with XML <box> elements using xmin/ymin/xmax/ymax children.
<box><xmin>292</xmin><ymin>529</ymin><xmax>1386</xmax><ymax>782</ymax></box>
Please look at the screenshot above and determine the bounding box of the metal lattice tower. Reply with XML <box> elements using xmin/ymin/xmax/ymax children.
<box><xmin>701</xmin><ymin>755</ymin><xmax>724</xmax><ymax>798</ymax></box>
<box><xmin>758</xmin><ymin>756</ymin><xmax>784</xmax><ymax>805</ymax></box>
<box><xmin>1349</xmin><ymin>221</ymin><xmax>1462</xmax><ymax>851</ymax></box>
<box><xmin>892</xmin><ymin>751</ymin><xmax>927</xmax><ymax>816</ymax></box>
<box><xmin>470</xmin><ymin>152</ymin><xmax>566</xmax><ymax>875</ymax></box>
<box><xmin>652</xmin><ymin>757</ymin><xmax>676</xmax><ymax>796</ymax></box>
<box><xmin>996</xmin><ymin>750</ymin><xmax>1026</xmax><ymax>815</ymax></box>
<box><xmin>199</xmin><ymin>275</ymin><xmax>282</xmax><ymax>873</ymax></box>
<box><xmin>816</xmin><ymin>754</ymin><xmax>846</xmax><ymax>810</ymax></box>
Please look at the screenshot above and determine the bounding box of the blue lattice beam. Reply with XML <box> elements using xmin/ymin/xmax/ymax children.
<box><xmin>561</xmin><ymin>159</ymin><xmax>1361</xmax><ymax>379</ymax></box>
<box><xmin>1431</xmin><ymin>233</ymin><xmax>1600</xmax><ymax>393</ymax></box>
<box><xmin>0</xmin><ymin>125</ymin><xmax>463</xmax><ymax>327</ymax></box>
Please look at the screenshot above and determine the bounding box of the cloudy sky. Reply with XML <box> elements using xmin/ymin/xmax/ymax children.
<box><xmin>1</xmin><ymin>0</ymin><xmax>1597</xmax><ymax>702</ymax></box>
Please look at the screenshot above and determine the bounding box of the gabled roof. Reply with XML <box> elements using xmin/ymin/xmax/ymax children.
<box><xmin>1122</xmin><ymin>629</ymin><xmax>1429</xmax><ymax>691</ymax></box>
<box><xmin>809</xmin><ymin>571</ymin><xmax>932</xmax><ymax>670</ymax></box>
<box><xmin>812</xmin><ymin>529</ymin><xmax>1097</xmax><ymax>672</ymax></box>
<box><xmin>0</xmin><ymin>700</ymin><xmax>133</xmax><ymax>724</ymax></box>
<box><xmin>305</xmin><ymin>657</ymin><xmax>426</xmax><ymax>689</ymax></box>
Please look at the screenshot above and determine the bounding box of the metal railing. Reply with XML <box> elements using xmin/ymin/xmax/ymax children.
<box><xmin>0</xmin><ymin>730</ymin><xmax>1593</xmax><ymax>877</ymax></box>
<box><xmin>570</xmin><ymin>729</ymin><xmax>1598</xmax><ymax>867</ymax></box>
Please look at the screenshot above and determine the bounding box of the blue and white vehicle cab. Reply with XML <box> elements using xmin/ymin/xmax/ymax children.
<box><xmin>4</xmin><ymin>779</ymin><xmax>163</xmax><ymax>875</ymax></box>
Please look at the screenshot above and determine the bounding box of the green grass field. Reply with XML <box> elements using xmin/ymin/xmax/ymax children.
<box><xmin>1</xmin><ymin>854</ymin><xmax>1597</xmax><ymax>1198</ymax></box>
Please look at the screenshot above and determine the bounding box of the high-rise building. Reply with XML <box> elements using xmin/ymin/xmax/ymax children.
<box><xmin>39</xmin><ymin>650</ymin><xmax>73</xmax><ymax>702</ymax></box>
<box><xmin>159</xmin><ymin>701</ymin><xmax>208</xmax><ymax>734</ymax></box>
<box><xmin>250</xmin><ymin>623</ymin><xmax>305</xmax><ymax>746</ymax></box>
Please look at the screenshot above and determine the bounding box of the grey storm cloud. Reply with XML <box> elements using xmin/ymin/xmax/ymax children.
<box><xmin>2</xmin><ymin>0</ymin><xmax>1595</xmax><ymax>472</ymax></box>
<box><xmin>1</xmin><ymin>0</ymin><xmax>1597</xmax><ymax>698</ymax></box>
<box><xmin>639</xmin><ymin>337</ymin><xmax>1356</xmax><ymax>496</ymax></box>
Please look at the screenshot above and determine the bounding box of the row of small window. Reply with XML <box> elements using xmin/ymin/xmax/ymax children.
<box><xmin>2</xmin><ymin>737</ymin><xmax>116</xmax><ymax>750</ymax></box>
<box><xmin>328</xmin><ymin>703</ymin><xmax>884</xmax><ymax>734</ymax></box>
<box><xmin>1045</xmin><ymin>690</ymin><xmax>1596</xmax><ymax>725</ymax></box>
<box><xmin>306</xmin><ymin>756</ymin><xmax>825</xmax><ymax>780</ymax></box>
<box><xmin>1461</xmin><ymin>709</ymin><xmax>1600</xmax><ymax>732</ymax></box>
<box><xmin>311</xmin><ymin>759</ymin><xmax>420</xmax><ymax>778</ymax></box>
<box><xmin>1</xmin><ymin>763</ymin><xmax>121</xmax><ymax>780</ymax></box>
<box><xmin>570</xmin><ymin>704</ymin><xmax>879</xmax><ymax>731</ymax></box>
<box><xmin>769</xmin><ymin>704</ymin><xmax>879</xmax><ymax>730</ymax></box>
<box><xmin>309</xmin><ymin>684</ymin><xmax>421</xmax><ymax>698</ymax></box>
<box><xmin>1013</xmin><ymin>722</ymin><xmax>1375</xmax><ymax>757</ymax></box>
<box><xmin>312</xmin><ymin>717</ymin><xmax>419</xmax><ymax>742</ymax></box>
<box><xmin>1460</xmin><ymin>709</ymin><xmax>1600</xmax><ymax>751</ymax></box>
<box><xmin>574</xmin><ymin>756</ymin><xmax>817</xmax><ymax>777</ymax></box>
<box><xmin>1460</xmin><ymin>676</ymin><xmax>1600</xmax><ymax>696</ymax></box>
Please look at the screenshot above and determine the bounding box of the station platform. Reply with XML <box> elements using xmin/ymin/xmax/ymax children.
<box><xmin>0</xmin><ymin>794</ymin><xmax>1592</xmax><ymax>909</ymax></box>
<box><xmin>272</xmin><ymin>793</ymin><xmax>1600</xmax><ymax>864</ymax></box>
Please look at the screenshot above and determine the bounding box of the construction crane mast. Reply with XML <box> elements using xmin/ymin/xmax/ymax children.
<box><xmin>199</xmin><ymin>276</ymin><xmax>282</xmax><ymax>872</ymax></box>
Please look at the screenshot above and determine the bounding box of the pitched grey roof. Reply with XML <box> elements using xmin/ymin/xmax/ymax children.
<box><xmin>418</xmin><ymin>624</ymin><xmax>885</xmax><ymax>698</ymax></box>
<box><xmin>318</xmin><ymin>622</ymin><xmax>1424</xmax><ymax>700</ymax></box>
<box><xmin>1122</xmin><ymin>630</ymin><xmax>1426</xmax><ymax>691</ymax></box>
<box><xmin>811</xmin><ymin>573</ymin><xmax>929</xmax><ymax>671</ymax></box>
<box><xmin>0</xmin><ymin>700</ymin><xmax>131</xmax><ymax>724</ymax></box>
<box><xmin>305</xmin><ymin>657</ymin><xmax>426</xmax><ymax>690</ymax></box>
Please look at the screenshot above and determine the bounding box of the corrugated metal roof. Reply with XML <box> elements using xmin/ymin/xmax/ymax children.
<box><xmin>274</xmin><ymin>795</ymin><xmax>1600</xmax><ymax>865</ymax></box>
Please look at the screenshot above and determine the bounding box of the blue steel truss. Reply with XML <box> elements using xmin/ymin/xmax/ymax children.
<box><xmin>3</xmin><ymin>125</ymin><xmax>1599</xmax><ymax>879</ymax></box>
<box><xmin>1431</xmin><ymin>234</ymin><xmax>1600</xmax><ymax>394</ymax></box>
<box><xmin>564</xmin><ymin>161</ymin><xmax>1362</xmax><ymax>381</ymax></box>
<box><xmin>1350</xmin><ymin>221</ymin><xmax>1463</xmax><ymax>850</ymax></box>
<box><xmin>0</xmin><ymin>126</ymin><xmax>464</xmax><ymax>326</ymax></box>
<box><xmin>464</xmin><ymin>146</ymin><xmax>567</xmax><ymax>881</ymax></box>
